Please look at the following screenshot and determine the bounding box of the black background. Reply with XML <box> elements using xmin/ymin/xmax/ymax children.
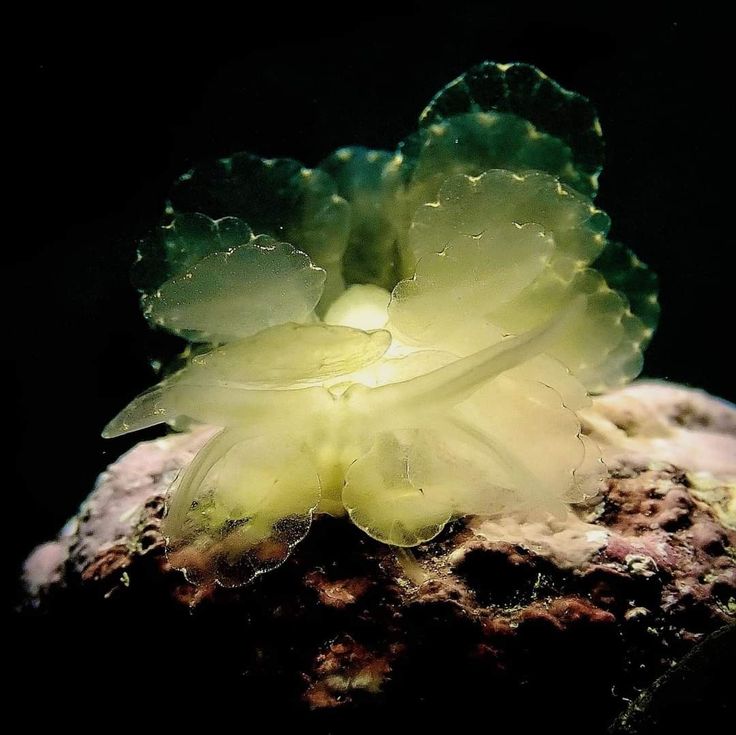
<box><xmin>9</xmin><ymin>10</ymin><xmax>733</xmax><ymax>591</ymax></box>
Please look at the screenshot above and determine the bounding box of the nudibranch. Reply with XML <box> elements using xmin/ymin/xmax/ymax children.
<box><xmin>105</xmin><ymin>62</ymin><xmax>659</xmax><ymax>586</ymax></box>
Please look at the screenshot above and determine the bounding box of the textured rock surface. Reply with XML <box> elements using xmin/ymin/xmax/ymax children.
<box><xmin>21</xmin><ymin>382</ymin><xmax>735</xmax><ymax>730</ymax></box>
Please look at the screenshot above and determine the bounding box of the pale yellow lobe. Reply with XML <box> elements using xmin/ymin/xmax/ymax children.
<box><xmin>389</xmin><ymin>220</ymin><xmax>554</xmax><ymax>350</ymax></box>
<box><xmin>164</xmin><ymin>432</ymin><xmax>321</xmax><ymax>587</ymax></box>
<box><xmin>397</xmin><ymin>171</ymin><xmax>645</xmax><ymax>391</ymax></box>
<box><xmin>143</xmin><ymin>237</ymin><xmax>326</xmax><ymax>343</ymax></box>
<box><xmin>343</xmin><ymin>432</ymin><xmax>454</xmax><ymax>547</ymax></box>
<box><xmin>188</xmin><ymin>322</ymin><xmax>391</xmax><ymax>387</ymax></box>
<box><xmin>407</xmin><ymin>170</ymin><xmax>608</xmax><ymax>270</ymax></box>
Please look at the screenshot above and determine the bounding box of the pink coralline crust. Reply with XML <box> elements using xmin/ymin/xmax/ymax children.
<box><xmin>23</xmin><ymin>542</ymin><xmax>68</xmax><ymax>599</ymax></box>
<box><xmin>592</xmin><ymin>463</ymin><xmax>735</xmax><ymax>625</ymax></box>
<box><xmin>22</xmin><ymin>426</ymin><xmax>216</xmax><ymax>603</ymax></box>
<box><xmin>587</xmin><ymin>380</ymin><xmax>736</xmax><ymax>477</ymax></box>
<box><xmin>594</xmin><ymin>381</ymin><xmax>736</xmax><ymax>434</ymax></box>
<box><xmin>74</xmin><ymin>426</ymin><xmax>216</xmax><ymax>569</ymax></box>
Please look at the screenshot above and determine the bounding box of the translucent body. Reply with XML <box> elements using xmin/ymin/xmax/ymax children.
<box><xmin>107</xmin><ymin>278</ymin><xmax>599</xmax><ymax>582</ymax></box>
<box><xmin>106</xmin><ymin>61</ymin><xmax>658</xmax><ymax>586</ymax></box>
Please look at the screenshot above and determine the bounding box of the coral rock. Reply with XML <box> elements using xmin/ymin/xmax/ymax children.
<box><xmin>21</xmin><ymin>382</ymin><xmax>736</xmax><ymax>730</ymax></box>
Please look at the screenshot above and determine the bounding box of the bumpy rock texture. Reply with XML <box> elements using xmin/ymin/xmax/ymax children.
<box><xmin>22</xmin><ymin>382</ymin><xmax>735</xmax><ymax>731</ymax></box>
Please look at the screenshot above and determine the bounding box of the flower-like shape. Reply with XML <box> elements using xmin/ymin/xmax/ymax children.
<box><xmin>106</xmin><ymin>62</ymin><xmax>658</xmax><ymax>586</ymax></box>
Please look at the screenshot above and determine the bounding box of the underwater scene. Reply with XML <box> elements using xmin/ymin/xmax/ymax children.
<box><xmin>11</xmin><ymin>12</ymin><xmax>733</xmax><ymax>733</ymax></box>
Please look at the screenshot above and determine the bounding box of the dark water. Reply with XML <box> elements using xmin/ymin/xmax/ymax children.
<box><xmin>9</xmin><ymin>9</ymin><xmax>732</xmax><ymax>603</ymax></box>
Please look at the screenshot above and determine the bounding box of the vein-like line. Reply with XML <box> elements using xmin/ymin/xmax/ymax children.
<box><xmin>369</xmin><ymin>297</ymin><xmax>585</xmax><ymax>412</ymax></box>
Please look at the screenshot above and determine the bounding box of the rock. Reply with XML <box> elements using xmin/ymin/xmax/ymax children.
<box><xmin>582</xmin><ymin>380</ymin><xmax>736</xmax><ymax>478</ymax></box>
<box><xmin>20</xmin><ymin>382</ymin><xmax>736</xmax><ymax>731</ymax></box>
